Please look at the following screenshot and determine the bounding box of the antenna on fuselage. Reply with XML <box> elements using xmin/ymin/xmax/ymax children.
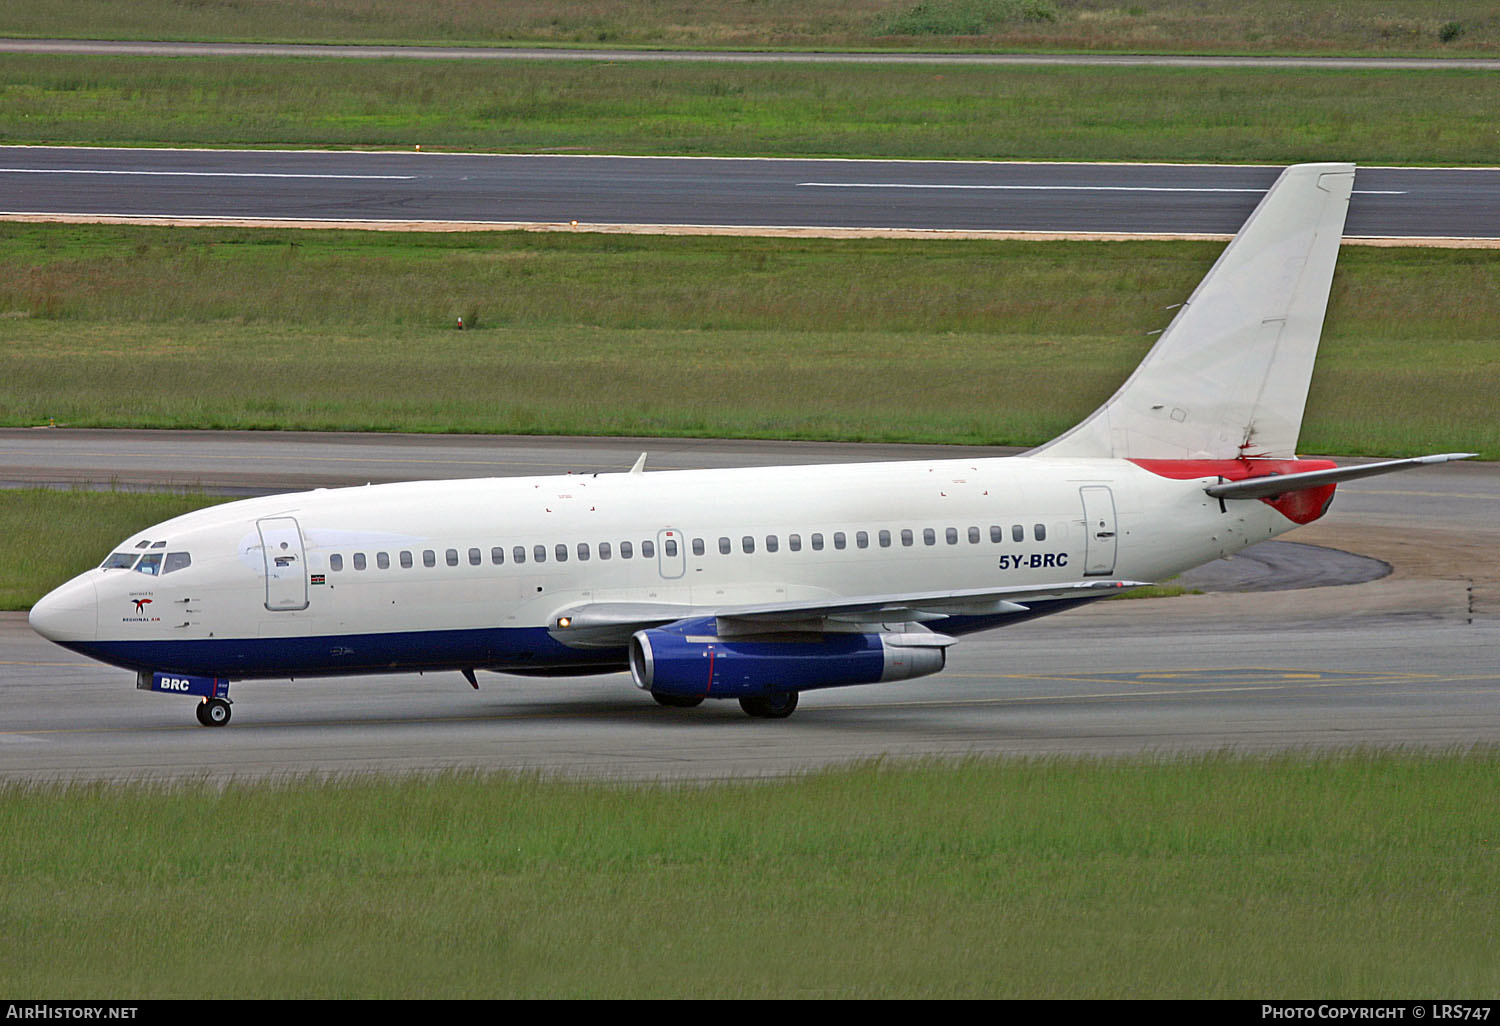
<box><xmin>629</xmin><ymin>452</ymin><xmax>647</xmax><ymax>475</ymax></box>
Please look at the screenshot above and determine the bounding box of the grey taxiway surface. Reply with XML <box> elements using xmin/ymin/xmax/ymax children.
<box><xmin>1</xmin><ymin>430</ymin><xmax>1494</xmax><ymax>782</ymax></box>
<box><xmin>9</xmin><ymin>38</ymin><xmax>1500</xmax><ymax>71</ymax></box>
<box><xmin>4</xmin><ymin>146</ymin><xmax>1498</xmax><ymax>238</ymax></box>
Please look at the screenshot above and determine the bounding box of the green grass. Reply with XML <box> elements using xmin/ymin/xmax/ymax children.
<box><xmin>2</xmin><ymin>224</ymin><xmax>1496</xmax><ymax>459</ymax></box>
<box><xmin>3</xmin><ymin>0</ymin><xmax>1498</xmax><ymax>55</ymax></box>
<box><xmin>4</xmin><ymin>752</ymin><xmax>1499</xmax><ymax>997</ymax></box>
<box><xmin>0</xmin><ymin>489</ymin><xmax>228</xmax><ymax>608</ymax></box>
<box><xmin>2</xmin><ymin>55</ymin><xmax>1499</xmax><ymax>163</ymax></box>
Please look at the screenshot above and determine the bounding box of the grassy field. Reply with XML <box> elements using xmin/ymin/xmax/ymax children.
<box><xmin>3</xmin><ymin>0</ymin><xmax>1497</xmax><ymax>55</ymax></box>
<box><xmin>3</xmin><ymin>752</ymin><xmax>1499</xmax><ymax>997</ymax></box>
<box><xmin>2</xmin><ymin>54</ymin><xmax>1498</xmax><ymax>163</ymax></box>
<box><xmin>2</xmin><ymin>224</ymin><xmax>1495</xmax><ymax>459</ymax></box>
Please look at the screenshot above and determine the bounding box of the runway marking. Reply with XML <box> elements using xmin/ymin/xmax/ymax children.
<box><xmin>6</xmin><ymin>146</ymin><xmax>1499</xmax><ymax>172</ymax></box>
<box><xmin>0</xmin><ymin>168</ymin><xmax>416</xmax><ymax>180</ymax></box>
<box><xmin>798</xmin><ymin>182</ymin><xmax>1408</xmax><ymax>195</ymax></box>
<box><xmin>1014</xmin><ymin>668</ymin><xmax>1427</xmax><ymax>686</ymax></box>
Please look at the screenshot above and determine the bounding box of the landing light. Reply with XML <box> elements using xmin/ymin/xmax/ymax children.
<box><xmin>556</xmin><ymin>616</ymin><xmax>572</xmax><ymax>629</ymax></box>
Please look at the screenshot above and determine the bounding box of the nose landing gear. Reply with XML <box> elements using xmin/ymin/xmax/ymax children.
<box><xmin>139</xmin><ymin>671</ymin><xmax>233</xmax><ymax>726</ymax></box>
<box><xmin>195</xmin><ymin>697</ymin><xmax>232</xmax><ymax>727</ymax></box>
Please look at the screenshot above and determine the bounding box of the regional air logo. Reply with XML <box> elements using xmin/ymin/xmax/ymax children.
<box><xmin>123</xmin><ymin>596</ymin><xmax>160</xmax><ymax>623</ymax></box>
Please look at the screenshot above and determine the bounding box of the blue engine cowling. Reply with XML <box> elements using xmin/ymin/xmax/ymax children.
<box><xmin>628</xmin><ymin>620</ymin><xmax>948</xmax><ymax>700</ymax></box>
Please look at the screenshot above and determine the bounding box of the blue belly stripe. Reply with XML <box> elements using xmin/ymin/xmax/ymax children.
<box><xmin>59</xmin><ymin>595</ymin><xmax>1101</xmax><ymax>680</ymax></box>
<box><xmin>60</xmin><ymin>625</ymin><xmax>623</xmax><ymax>680</ymax></box>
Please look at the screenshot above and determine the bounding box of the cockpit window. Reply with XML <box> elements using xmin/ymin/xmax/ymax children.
<box><xmin>163</xmin><ymin>552</ymin><xmax>192</xmax><ymax>574</ymax></box>
<box><xmin>134</xmin><ymin>553</ymin><xmax>163</xmax><ymax>576</ymax></box>
<box><xmin>101</xmin><ymin>552</ymin><xmax>139</xmax><ymax>570</ymax></box>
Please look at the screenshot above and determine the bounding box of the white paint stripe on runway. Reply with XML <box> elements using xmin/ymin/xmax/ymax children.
<box><xmin>798</xmin><ymin>182</ymin><xmax>1408</xmax><ymax>194</ymax></box>
<box><xmin>0</xmin><ymin>168</ymin><xmax>416</xmax><ymax>180</ymax></box>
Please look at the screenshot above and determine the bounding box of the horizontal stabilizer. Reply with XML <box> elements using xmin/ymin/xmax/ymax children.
<box><xmin>1205</xmin><ymin>453</ymin><xmax>1476</xmax><ymax>500</ymax></box>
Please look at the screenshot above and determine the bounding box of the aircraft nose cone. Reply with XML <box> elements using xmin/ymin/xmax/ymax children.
<box><xmin>29</xmin><ymin>575</ymin><xmax>99</xmax><ymax>643</ymax></box>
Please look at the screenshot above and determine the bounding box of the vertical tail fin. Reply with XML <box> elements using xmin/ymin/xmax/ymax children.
<box><xmin>1030</xmin><ymin>162</ymin><xmax>1355</xmax><ymax>460</ymax></box>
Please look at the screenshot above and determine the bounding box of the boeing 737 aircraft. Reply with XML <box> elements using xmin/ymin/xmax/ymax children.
<box><xmin>29</xmin><ymin>163</ymin><xmax>1472</xmax><ymax>724</ymax></box>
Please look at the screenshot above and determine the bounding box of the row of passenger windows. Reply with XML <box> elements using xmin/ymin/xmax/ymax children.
<box><xmin>326</xmin><ymin>523</ymin><xmax>1048</xmax><ymax>573</ymax></box>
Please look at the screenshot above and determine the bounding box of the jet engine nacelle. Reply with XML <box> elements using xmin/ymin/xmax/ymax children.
<box><xmin>628</xmin><ymin>624</ymin><xmax>948</xmax><ymax>700</ymax></box>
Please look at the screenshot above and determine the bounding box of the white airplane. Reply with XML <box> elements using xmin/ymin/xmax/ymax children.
<box><xmin>29</xmin><ymin>163</ymin><xmax>1472</xmax><ymax>725</ymax></box>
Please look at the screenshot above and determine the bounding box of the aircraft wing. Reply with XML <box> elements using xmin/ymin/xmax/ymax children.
<box><xmin>548</xmin><ymin>578</ymin><xmax>1149</xmax><ymax>647</ymax></box>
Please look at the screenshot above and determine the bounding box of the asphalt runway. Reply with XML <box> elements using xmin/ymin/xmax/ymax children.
<box><xmin>8</xmin><ymin>37</ymin><xmax>1500</xmax><ymax>71</ymax></box>
<box><xmin>4</xmin><ymin>147</ymin><xmax>1496</xmax><ymax>238</ymax></box>
<box><xmin>1</xmin><ymin>431</ymin><xmax>1494</xmax><ymax>782</ymax></box>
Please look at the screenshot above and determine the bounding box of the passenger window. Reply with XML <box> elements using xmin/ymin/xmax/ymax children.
<box><xmin>719</xmin><ymin>537</ymin><xmax>731</xmax><ymax>555</ymax></box>
<box><xmin>621</xmin><ymin>541</ymin><xmax>633</xmax><ymax>559</ymax></box>
<box><xmin>330</xmin><ymin>554</ymin><xmax>343</xmax><ymax>572</ymax></box>
<box><xmin>811</xmin><ymin>533</ymin><xmax>824</xmax><ymax>551</ymax></box>
<box><xmin>742</xmin><ymin>536</ymin><xmax>755</xmax><ymax>554</ymax></box>
<box><xmin>491</xmin><ymin>547</ymin><xmax>504</xmax><ymax>565</ymax></box>
<box><xmin>401</xmin><ymin>550</ymin><xmax>413</xmax><ymax>569</ymax></box>
<box><xmin>856</xmin><ymin>531</ymin><xmax>868</xmax><ymax>549</ymax></box>
<box><xmin>555</xmin><ymin>544</ymin><xmax>568</xmax><ymax>563</ymax></box>
<box><xmin>578</xmin><ymin>542</ymin><xmax>590</xmax><ymax>561</ymax></box>
<box><xmin>990</xmin><ymin>526</ymin><xmax>1003</xmax><ymax>543</ymax></box>
<box><xmin>1012</xmin><ymin>525</ymin><xmax>1024</xmax><ymax>542</ymax></box>
<box><xmin>353</xmin><ymin>553</ymin><xmax>366</xmax><ymax>571</ymax></box>
<box><xmin>946</xmin><ymin>528</ymin><xmax>958</xmax><ymax>545</ymax></box>
<box><xmin>878</xmin><ymin>530</ymin><xmax>891</xmax><ymax>548</ymax></box>
<box><xmin>163</xmin><ymin>552</ymin><xmax>191</xmax><ymax>574</ymax></box>
<box><xmin>134</xmin><ymin>553</ymin><xmax>163</xmax><ymax>575</ymax></box>
<box><xmin>664</xmin><ymin>539</ymin><xmax>677</xmax><ymax>557</ymax></box>
<box><xmin>534</xmin><ymin>545</ymin><xmax>547</xmax><ymax>563</ymax></box>
<box><xmin>1034</xmin><ymin>524</ymin><xmax>1047</xmax><ymax>541</ymax></box>
<box><xmin>765</xmin><ymin>535</ymin><xmax>778</xmax><ymax>553</ymax></box>
<box><xmin>692</xmin><ymin>538</ymin><xmax>705</xmax><ymax>556</ymax></box>
<box><xmin>968</xmin><ymin>527</ymin><xmax>981</xmax><ymax>544</ymax></box>
<box><xmin>102</xmin><ymin>552</ymin><xmax>139</xmax><ymax>570</ymax></box>
<box><xmin>901</xmin><ymin>529</ymin><xmax>913</xmax><ymax>547</ymax></box>
<box><xmin>423</xmin><ymin>550</ymin><xmax>437</xmax><ymax>568</ymax></box>
<box><xmin>599</xmin><ymin>542</ymin><xmax>611</xmax><ymax>560</ymax></box>
<box><xmin>513</xmin><ymin>546</ymin><xmax>526</xmax><ymax>565</ymax></box>
<box><xmin>469</xmin><ymin>547</ymin><xmax>481</xmax><ymax>566</ymax></box>
<box><xmin>923</xmin><ymin>528</ymin><xmax>936</xmax><ymax>546</ymax></box>
<box><xmin>789</xmin><ymin>534</ymin><xmax>801</xmax><ymax>552</ymax></box>
<box><xmin>833</xmin><ymin>532</ymin><xmax>846</xmax><ymax>550</ymax></box>
<box><xmin>377</xmin><ymin>552</ymin><xmax>390</xmax><ymax>570</ymax></box>
<box><xmin>642</xmin><ymin>540</ymin><xmax>655</xmax><ymax>558</ymax></box>
<box><xmin>446</xmin><ymin>549</ymin><xmax>459</xmax><ymax>567</ymax></box>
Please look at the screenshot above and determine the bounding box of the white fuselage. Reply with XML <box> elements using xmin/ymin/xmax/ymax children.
<box><xmin>31</xmin><ymin>455</ymin><xmax>1295</xmax><ymax>681</ymax></box>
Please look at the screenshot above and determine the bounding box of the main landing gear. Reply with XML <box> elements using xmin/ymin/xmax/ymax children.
<box><xmin>739</xmin><ymin>692</ymin><xmax>799</xmax><ymax>719</ymax></box>
<box><xmin>194</xmin><ymin>697</ymin><xmax>232</xmax><ymax>727</ymax></box>
<box><xmin>650</xmin><ymin>690</ymin><xmax>800</xmax><ymax>718</ymax></box>
<box><xmin>651</xmin><ymin>692</ymin><xmax>704</xmax><ymax>709</ymax></box>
